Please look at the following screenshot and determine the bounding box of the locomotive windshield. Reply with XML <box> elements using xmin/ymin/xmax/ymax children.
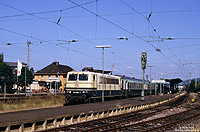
<box><xmin>79</xmin><ymin>74</ymin><xmax>88</xmax><ymax>81</ymax></box>
<box><xmin>68</xmin><ymin>74</ymin><xmax>77</xmax><ymax>81</ymax></box>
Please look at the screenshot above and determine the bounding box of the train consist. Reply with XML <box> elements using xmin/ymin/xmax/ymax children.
<box><xmin>65</xmin><ymin>70</ymin><xmax>153</xmax><ymax>103</ymax></box>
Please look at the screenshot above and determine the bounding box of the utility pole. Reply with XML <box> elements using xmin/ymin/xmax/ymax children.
<box><xmin>25</xmin><ymin>64</ymin><xmax>27</xmax><ymax>96</ymax></box>
<box><xmin>147</xmin><ymin>65</ymin><xmax>155</xmax><ymax>97</ymax></box>
<box><xmin>26</xmin><ymin>40</ymin><xmax>31</xmax><ymax>69</ymax></box>
<box><xmin>195</xmin><ymin>71</ymin><xmax>197</xmax><ymax>88</ymax></box>
<box><xmin>161</xmin><ymin>73</ymin><xmax>167</xmax><ymax>95</ymax></box>
<box><xmin>4</xmin><ymin>82</ymin><xmax>6</xmax><ymax>98</ymax></box>
<box><xmin>112</xmin><ymin>64</ymin><xmax>114</xmax><ymax>75</ymax></box>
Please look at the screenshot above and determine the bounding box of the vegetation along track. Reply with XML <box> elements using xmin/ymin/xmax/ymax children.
<box><xmin>38</xmin><ymin>93</ymin><xmax>189</xmax><ymax>132</ymax></box>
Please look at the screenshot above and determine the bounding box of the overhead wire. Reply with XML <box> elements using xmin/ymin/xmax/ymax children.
<box><xmin>121</xmin><ymin>0</ymin><xmax>182</xmax><ymax>61</ymax></box>
<box><xmin>68</xmin><ymin>0</ymin><xmax>182</xmax><ymax>67</ymax></box>
<box><xmin>1</xmin><ymin>9</ymin><xmax>200</xmax><ymax>20</ymax></box>
<box><xmin>0</xmin><ymin>2</ymin><xmax>97</xmax><ymax>46</ymax></box>
<box><xmin>0</xmin><ymin>1</ymin><xmax>96</xmax><ymax>19</ymax></box>
<box><xmin>1</xmin><ymin>1</ymin><xmax>197</xmax><ymax>77</ymax></box>
<box><xmin>68</xmin><ymin>0</ymin><xmax>158</xmax><ymax>50</ymax></box>
<box><xmin>0</xmin><ymin>0</ymin><xmax>136</xmax><ymax>67</ymax></box>
<box><xmin>120</xmin><ymin>0</ymin><xmax>185</xmax><ymax>76</ymax></box>
<box><xmin>0</xmin><ymin>24</ymin><xmax>134</xmax><ymax>74</ymax></box>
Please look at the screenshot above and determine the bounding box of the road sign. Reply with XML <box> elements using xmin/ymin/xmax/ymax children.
<box><xmin>46</xmin><ymin>77</ymin><xmax>60</xmax><ymax>82</ymax></box>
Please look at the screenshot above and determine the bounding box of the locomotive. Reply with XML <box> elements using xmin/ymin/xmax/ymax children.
<box><xmin>65</xmin><ymin>69</ymin><xmax>152</xmax><ymax>103</ymax></box>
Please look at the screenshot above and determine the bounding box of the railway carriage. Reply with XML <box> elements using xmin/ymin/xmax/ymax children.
<box><xmin>65</xmin><ymin>71</ymin><xmax>121</xmax><ymax>103</ymax></box>
<box><xmin>121</xmin><ymin>77</ymin><xmax>150</xmax><ymax>97</ymax></box>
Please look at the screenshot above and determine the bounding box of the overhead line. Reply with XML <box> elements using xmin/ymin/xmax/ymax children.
<box><xmin>68</xmin><ymin>0</ymin><xmax>182</xmax><ymax>67</ymax></box>
<box><xmin>0</xmin><ymin>27</ymin><xmax>99</xmax><ymax>60</ymax></box>
<box><xmin>0</xmin><ymin>27</ymin><xmax>134</xmax><ymax>73</ymax></box>
<box><xmin>0</xmin><ymin>1</ymin><xmax>96</xmax><ymax>19</ymax></box>
<box><xmin>1</xmin><ymin>9</ymin><xmax>200</xmax><ymax>19</ymax></box>
<box><xmin>0</xmin><ymin>1</ymin><xmax>97</xmax><ymax>46</ymax></box>
<box><xmin>121</xmin><ymin>0</ymin><xmax>182</xmax><ymax>65</ymax></box>
<box><xmin>68</xmin><ymin>0</ymin><xmax>158</xmax><ymax>50</ymax></box>
<box><xmin>0</xmin><ymin>2</ymin><xmax>138</xmax><ymax>74</ymax></box>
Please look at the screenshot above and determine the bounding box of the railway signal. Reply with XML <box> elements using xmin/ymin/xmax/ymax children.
<box><xmin>141</xmin><ymin>52</ymin><xmax>147</xmax><ymax>101</ymax></box>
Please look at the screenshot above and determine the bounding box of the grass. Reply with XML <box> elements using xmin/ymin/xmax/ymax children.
<box><xmin>0</xmin><ymin>95</ymin><xmax>66</xmax><ymax>113</ymax></box>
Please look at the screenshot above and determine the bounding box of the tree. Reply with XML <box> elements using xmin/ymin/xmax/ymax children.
<box><xmin>13</xmin><ymin>67</ymin><xmax>34</xmax><ymax>87</ymax></box>
<box><xmin>0</xmin><ymin>62</ymin><xmax>14</xmax><ymax>93</ymax></box>
<box><xmin>0</xmin><ymin>53</ymin><xmax>3</xmax><ymax>63</ymax></box>
<box><xmin>186</xmin><ymin>80</ymin><xmax>195</xmax><ymax>92</ymax></box>
<box><xmin>194</xmin><ymin>80</ymin><xmax>200</xmax><ymax>93</ymax></box>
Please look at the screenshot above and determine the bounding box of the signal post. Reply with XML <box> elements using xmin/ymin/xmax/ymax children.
<box><xmin>141</xmin><ymin>52</ymin><xmax>147</xmax><ymax>101</ymax></box>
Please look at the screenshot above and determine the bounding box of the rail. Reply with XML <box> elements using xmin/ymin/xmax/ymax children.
<box><xmin>0</xmin><ymin>93</ymin><xmax>65</xmax><ymax>102</ymax></box>
<box><xmin>0</xmin><ymin>92</ymin><xmax>186</xmax><ymax>132</ymax></box>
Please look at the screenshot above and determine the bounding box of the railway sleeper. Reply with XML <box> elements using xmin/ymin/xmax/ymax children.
<box><xmin>0</xmin><ymin>92</ymin><xmax>187</xmax><ymax>132</ymax></box>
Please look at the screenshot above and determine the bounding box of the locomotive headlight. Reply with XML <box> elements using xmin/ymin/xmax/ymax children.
<box><xmin>69</xmin><ymin>91</ymin><xmax>71</xmax><ymax>93</ymax></box>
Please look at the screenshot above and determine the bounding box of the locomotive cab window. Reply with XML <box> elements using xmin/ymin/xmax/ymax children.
<box><xmin>68</xmin><ymin>74</ymin><xmax>77</xmax><ymax>81</ymax></box>
<box><xmin>79</xmin><ymin>74</ymin><xmax>88</xmax><ymax>81</ymax></box>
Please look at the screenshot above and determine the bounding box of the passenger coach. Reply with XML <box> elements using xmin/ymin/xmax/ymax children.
<box><xmin>121</xmin><ymin>76</ymin><xmax>150</xmax><ymax>97</ymax></box>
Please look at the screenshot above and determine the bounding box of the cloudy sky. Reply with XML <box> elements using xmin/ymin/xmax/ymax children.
<box><xmin>0</xmin><ymin>0</ymin><xmax>200</xmax><ymax>80</ymax></box>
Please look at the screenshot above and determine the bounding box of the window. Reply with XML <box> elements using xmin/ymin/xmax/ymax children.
<box><xmin>68</xmin><ymin>74</ymin><xmax>77</xmax><ymax>81</ymax></box>
<box><xmin>107</xmin><ymin>78</ymin><xmax>111</xmax><ymax>84</ymax></box>
<box><xmin>79</xmin><ymin>74</ymin><xmax>88</xmax><ymax>81</ymax></box>
<box><xmin>41</xmin><ymin>75</ymin><xmax>44</xmax><ymax>79</ymax></box>
<box><xmin>114</xmin><ymin>79</ymin><xmax>119</xmax><ymax>84</ymax></box>
<box><xmin>93</xmin><ymin>75</ymin><xmax>96</xmax><ymax>81</ymax></box>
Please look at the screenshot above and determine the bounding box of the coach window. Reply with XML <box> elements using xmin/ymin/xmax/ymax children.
<box><xmin>113</xmin><ymin>79</ymin><xmax>116</xmax><ymax>84</ymax></box>
<box><xmin>68</xmin><ymin>74</ymin><xmax>77</xmax><ymax>81</ymax></box>
<box><xmin>107</xmin><ymin>78</ymin><xmax>111</xmax><ymax>84</ymax></box>
<box><xmin>79</xmin><ymin>74</ymin><xmax>88</xmax><ymax>81</ymax></box>
<box><xmin>93</xmin><ymin>75</ymin><xmax>96</xmax><ymax>81</ymax></box>
<box><xmin>100</xmin><ymin>77</ymin><xmax>102</xmax><ymax>83</ymax></box>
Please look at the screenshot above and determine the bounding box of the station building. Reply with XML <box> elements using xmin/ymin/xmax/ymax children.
<box><xmin>34</xmin><ymin>62</ymin><xmax>73</xmax><ymax>92</ymax></box>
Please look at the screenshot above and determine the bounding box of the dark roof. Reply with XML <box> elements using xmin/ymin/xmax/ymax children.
<box><xmin>5</xmin><ymin>62</ymin><xmax>17</xmax><ymax>67</ymax></box>
<box><xmin>120</xmin><ymin>76</ymin><xmax>149</xmax><ymax>83</ymax></box>
<box><xmin>36</xmin><ymin>62</ymin><xmax>73</xmax><ymax>74</ymax></box>
<box><xmin>5</xmin><ymin>62</ymin><xmax>26</xmax><ymax>67</ymax></box>
<box><xmin>82</xmin><ymin>67</ymin><xmax>112</xmax><ymax>74</ymax></box>
<box><xmin>165</xmin><ymin>78</ymin><xmax>183</xmax><ymax>84</ymax></box>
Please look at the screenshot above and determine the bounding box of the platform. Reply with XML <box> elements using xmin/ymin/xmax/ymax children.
<box><xmin>0</xmin><ymin>93</ymin><xmax>179</xmax><ymax>126</ymax></box>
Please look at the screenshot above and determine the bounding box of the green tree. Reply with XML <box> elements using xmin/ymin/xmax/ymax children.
<box><xmin>13</xmin><ymin>67</ymin><xmax>34</xmax><ymax>87</ymax></box>
<box><xmin>194</xmin><ymin>80</ymin><xmax>200</xmax><ymax>93</ymax></box>
<box><xmin>0</xmin><ymin>53</ymin><xmax>3</xmax><ymax>63</ymax></box>
<box><xmin>0</xmin><ymin>62</ymin><xmax>14</xmax><ymax>93</ymax></box>
<box><xmin>186</xmin><ymin>80</ymin><xmax>195</xmax><ymax>92</ymax></box>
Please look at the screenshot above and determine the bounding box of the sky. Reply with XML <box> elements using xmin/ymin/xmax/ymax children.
<box><xmin>0</xmin><ymin>0</ymin><xmax>200</xmax><ymax>81</ymax></box>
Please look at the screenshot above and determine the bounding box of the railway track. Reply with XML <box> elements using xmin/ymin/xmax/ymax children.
<box><xmin>38</xmin><ymin>93</ymin><xmax>189</xmax><ymax>132</ymax></box>
<box><xmin>0</xmin><ymin>93</ymin><xmax>64</xmax><ymax>102</ymax></box>
<box><xmin>104</xmin><ymin>106</ymin><xmax>200</xmax><ymax>132</ymax></box>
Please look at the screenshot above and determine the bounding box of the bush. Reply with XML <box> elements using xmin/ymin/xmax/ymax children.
<box><xmin>0</xmin><ymin>95</ymin><xmax>65</xmax><ymax>113</ymax></box>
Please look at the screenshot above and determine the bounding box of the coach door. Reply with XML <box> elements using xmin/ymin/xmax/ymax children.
<box><xmin>93</xmin><ymin>74</ymin><xmax>97</xmax><ymax>88</ymax></box>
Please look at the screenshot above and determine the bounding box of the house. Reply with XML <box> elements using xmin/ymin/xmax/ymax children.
<box><xmin>34</xmin><ymin>62</ymin><xmax>73</xmax><ymax>92</ymax></box>
<box><xmin>5</xmin><ymin>62</ymin><xmax>26</xmax><ymax>72</ymax></box>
